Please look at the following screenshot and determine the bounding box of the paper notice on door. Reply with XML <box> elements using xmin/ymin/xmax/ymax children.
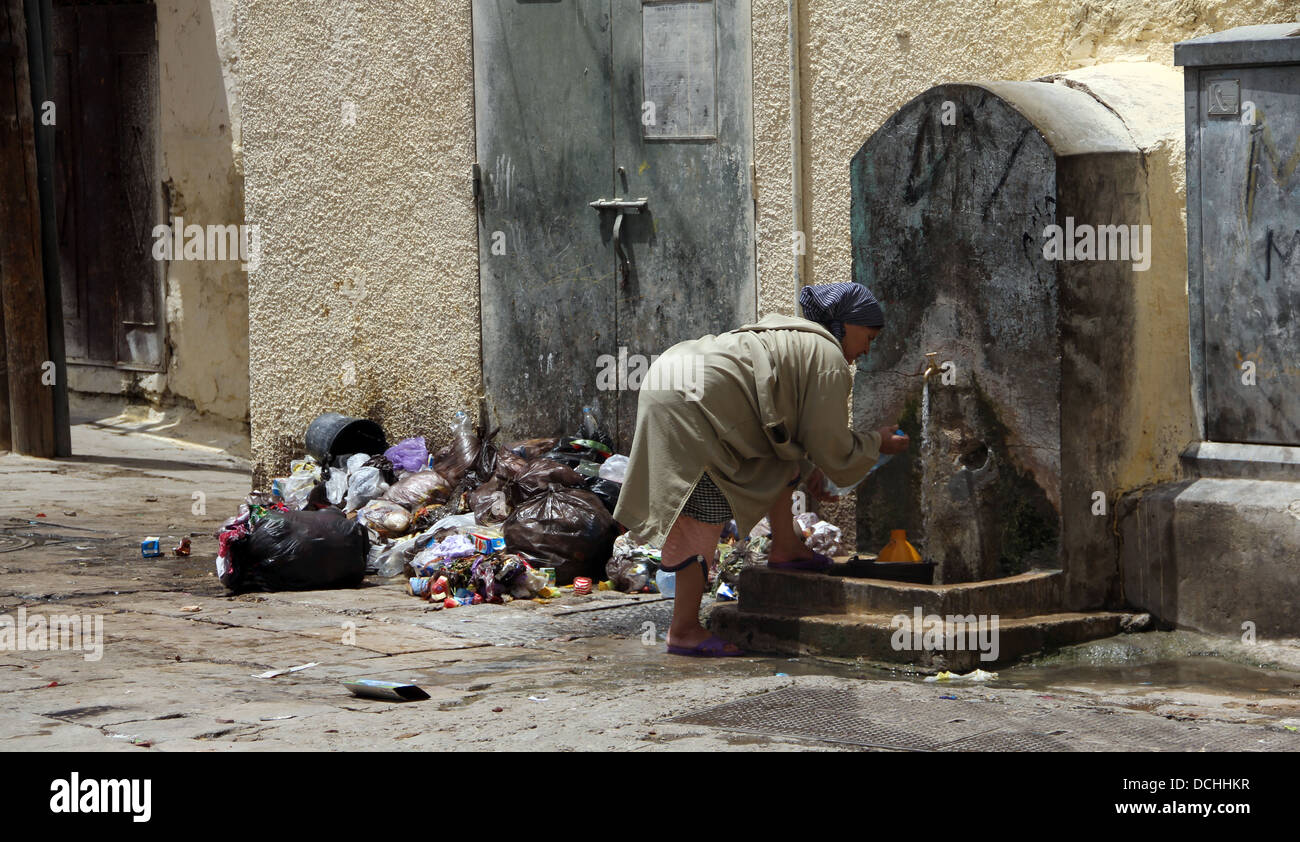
<box><xmin>642</xmin><ymin>1</ymin><xmax>717</xmax><ymax>139</ymax></box>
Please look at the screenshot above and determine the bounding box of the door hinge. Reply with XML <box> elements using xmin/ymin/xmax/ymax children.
<box><xmin>750</xmin><ymin>162</ymin><xmax>758</xmax><ymax>202</ymax></box>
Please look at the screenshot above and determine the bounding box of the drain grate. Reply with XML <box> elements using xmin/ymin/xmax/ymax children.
<box><xmin>667</xmin><ymin>686</ymin><xmax>1294</xmax><ymax>752</ymax></box>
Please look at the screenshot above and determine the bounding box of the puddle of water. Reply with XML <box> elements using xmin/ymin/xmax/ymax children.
<box><xmin>769</xmin><ymin>634</ymin><xmax>1300</xmax><ymax>702</ymax></box>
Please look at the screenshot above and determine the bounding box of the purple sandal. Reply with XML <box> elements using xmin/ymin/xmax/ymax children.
<box><xmin>666</xmin><ymin>634</ymin><xmax>746</xmax><ymax>657</ymax></box>
<box><xmin>768</xmin><ymin>551</ymin><xmax>834</xmax><ymax>573</ymax></box>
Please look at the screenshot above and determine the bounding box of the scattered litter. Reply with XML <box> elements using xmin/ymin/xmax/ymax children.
<box><xmin>924</xmin><ymin>668</ymin><xmax>998</xmax><ymax>683</ymax></box>
<box><xmin>173</xmin><ymin>537</ymin><xmax>191</xmax><ymax>557</ymax></box>
<box><xmin>341</xmin><ymin>679</ymin><xmax>432</xmax><ymax>702</ymax></box>
<box><xmin>260</xmin><ymin>714</ymin><xmax>297</xmax><ymax>721</ymax></box>
<box><xmin>44</xmin><ymin>681</ymin><xmax>58</xmax><ymax>688</ymax></box>
<box><xmin>141</xmin><ymin>537</ymin><xmax>162</xmax><ymax>558</ymax></box>
<box><xmin>775</xmin><ymin>672</ymin><xmax>789</xmax><ymax>677</ymax></box>
<box><xmin>63</xmin><ymin>511</ymin><xmax>76</xmax><ymax>517</ymax></box>
<box><xmin>179</xmin><ymin>605</ymin><xmax>201</xmax><ymax>613</ymax></box>
<box><xmin>254</xmin><ymin>662</ymin><xmax>319</xmax><ymax>679</ymax></box>
<box><xmin>939</xmin><ymin>694</ymin><xmax>958</xmax><ymax>700</ymax></box>
<box><xmin>528</xmin><ymin>696</ymin><xmax>548</xmax><ymax>702</ymax></box>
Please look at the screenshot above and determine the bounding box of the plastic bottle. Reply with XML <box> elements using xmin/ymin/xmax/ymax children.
<box><xmin>579</xmin><ymin>405</ymin><xmax>614</xmax><ymax>450</ymax></box>
<box><xmin>655</xmin><ymin>568</ymin><xmax>676</xmax><ymax>598</ymax></box>
<box><xmin>823</xmin><ymin>429</ymin><xmax>905</xmax><ymax>497</ymax></box>
<box><xmin>450</xmin><ymin>409</ymin><xmax>471</xmax><ymax>436</ymax></box>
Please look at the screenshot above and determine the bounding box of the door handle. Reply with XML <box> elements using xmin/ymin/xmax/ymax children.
<box><xmin>589</xmin><ymin>198</ymin><xmax>648</xmax><ymax>280</ymax></box>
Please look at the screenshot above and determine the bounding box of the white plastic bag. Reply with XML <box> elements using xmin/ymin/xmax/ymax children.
<box><xmin>598</xmin><ymin>454</ymin><xmax>629</xmax><ymax>483</ymax></box>
<box><xmin>325</xmin><ymin>470</ymin><xmax>349</xmax><ymax>506</ymax></box>
<box><xmin>345</xmin><ymin>466</ymin><xmax>389</xmax><ymax>512</ymax></box>
<box><xmin>281</xmin><ymin>473</ymin><xmax>317</xmax><ymax>510</ymax></box>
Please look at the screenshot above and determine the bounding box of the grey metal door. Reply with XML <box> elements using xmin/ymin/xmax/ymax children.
<box><xmin>1197</xmin><ymin>66</ymin><xmax>1300</xmax><ymax>445</ymax></box>
<box><xmin>474</xmin><ymin>0</ymin><xmax>755</xmax><ymax>448</ymax></box>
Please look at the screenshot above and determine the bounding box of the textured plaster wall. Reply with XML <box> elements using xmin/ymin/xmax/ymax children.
<box><xmin>239</xmin><ymin>0</ymin><xmax>480</xmax><ymax>480</ymax></box>
<box><xmin>756</xmin><ymin>0</ymin><xmax>1300</xmax><ymax>310</ymax></box>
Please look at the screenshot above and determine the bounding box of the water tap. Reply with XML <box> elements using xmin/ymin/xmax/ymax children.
<box><xmin>922</xmin><ymin>352</ymin><xmax>940</xmax><ymax>380</ymax></box>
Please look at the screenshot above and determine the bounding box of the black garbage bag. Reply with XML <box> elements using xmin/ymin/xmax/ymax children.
<box><xmin>222</xmin><ymin>508</ymin><xmax>368</xmax><ymax>593</ymax></box>
<box><xmin>467</xmin><ymin>427</ymin><xmax>500</xmax><ymax>488</ymax></box>
<box><xmin>545</xmin><ymin>434</ymin><xmax>613</xmax><ymax>466</ymax></box>
<box><xmin>502</xmin><ymin>485</ymin><xmax>617</xmax><ymax>585</ymax></box>
<box><xmin>506</xmin><ymin>458</ymin><xmax>584</xmax><ymax>506</ymax></box>
<box><xmin>363</xmin><ymin>453</ymin><xmax>398</xmax><ymax>485</ymax></box>
<box><xmin>585</xmin><ymin>477</ymin><xmax>622</xmax><ymax>514</ymax></box>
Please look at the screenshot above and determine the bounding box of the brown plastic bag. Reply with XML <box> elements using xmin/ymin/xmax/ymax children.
<box><xmin>502</xmin><ymin>485</ymin><xmax>617</xmax><ymax>585</ymax></box>
<box><xmin>383</xmin><ymin>470</ymin><xmax>452</xmax><ymax>509</ymax></box>
<box><xmin>494</xmin><ymin>449</ymin><xmax>530</xmax><ymax>483</ymax></box>
<box><xmin>431</xmin><ymin>426</ymin><xmax>481</xmax><ymax>487</ymax></box>
<box><xmin>503</xmin><ymin>437</ymin><xmax>558</xmax><ymax>461</ymax></box>
<box><xmin>467</xmin><ymin>476</ymin><xmax>511</xmax><ymax>524</ymax></box>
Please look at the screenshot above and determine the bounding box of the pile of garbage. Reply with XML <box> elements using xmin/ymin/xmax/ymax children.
<box><xmin>216</xmin><ymin>407</ymin><xmax>628</xmax><ymax>601</ymax></box>
<box><xmin>214</xmin><ymin>406</ymin><xmax>848</xmax><ymax>605</ymax></box>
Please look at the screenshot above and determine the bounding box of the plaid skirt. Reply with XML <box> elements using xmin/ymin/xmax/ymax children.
<box><xmin>680</xmin><ymin>472</ymin><xmax>733</xmax><ymax>524</ymax></box>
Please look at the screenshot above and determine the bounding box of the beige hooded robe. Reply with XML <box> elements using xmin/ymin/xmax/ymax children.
<box><xmin>612</xmin><ymin>313</ymin><xmax>883</xmax><ymax>545</ymax></box>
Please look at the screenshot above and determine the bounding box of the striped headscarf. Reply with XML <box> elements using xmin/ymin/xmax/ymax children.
<box><xmin>798</xmin><ymin>282</ymin><xmax>885</xmax><ymax>340</ymax></box>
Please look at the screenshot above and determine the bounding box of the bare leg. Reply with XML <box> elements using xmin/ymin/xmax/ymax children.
<box><xmin>767</xmin><ymin>478</ymin><xmax>817</xmax><ymax>565</ymax></box>
<box><xmin>660</xmin><ymin>514</ymin><xmax>736</xmax><ymax>652</ymax></box>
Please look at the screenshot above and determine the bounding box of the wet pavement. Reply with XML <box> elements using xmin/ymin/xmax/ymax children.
<box><xmin>3</xmin><ymin>421</ymin><xmax>1300</xmax><ymax>750</ymax></box>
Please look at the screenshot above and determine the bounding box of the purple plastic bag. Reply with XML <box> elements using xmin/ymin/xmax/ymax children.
<box><xmin>384</xmin><ymin>437</ymin><xmax>429</xmax><ymax>473</ymax></box>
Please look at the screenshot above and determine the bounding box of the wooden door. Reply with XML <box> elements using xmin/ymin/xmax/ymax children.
<box><xmin>53</xmin><ymin>1</ymin><xmax>163</xmax><ymax>370</ymax></box>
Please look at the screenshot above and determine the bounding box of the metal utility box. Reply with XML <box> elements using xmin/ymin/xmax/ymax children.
<box><xmin>1177</xmin><ymin>24</ymin><xmax>1300</xmax><ymax>445</ymax></box>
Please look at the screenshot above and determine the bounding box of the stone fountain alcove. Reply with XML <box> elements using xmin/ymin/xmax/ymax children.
<box><xmin>850</xmin><ymin>80</ymin><xmax>1156</xmax><ymax>609</ymax></box>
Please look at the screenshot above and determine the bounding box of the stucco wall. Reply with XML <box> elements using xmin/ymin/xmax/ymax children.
<box><xmin>158</xmin><ymin>0</ymin><xmax>247</xmax><ymax>423</ymax></box>
<box><xmin>758</xmin><ymin>0</ymin><xmax>1300</xmax><ymax>309</ymax></box>
<box><xmin>239</xmin><ymin>0</ymin><xmax>480</xmax><ymax>480</ymax></box>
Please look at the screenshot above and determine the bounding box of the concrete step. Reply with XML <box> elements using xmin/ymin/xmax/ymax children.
<box><xmin>737</xmin><ymin>565</ymin><xmax>1063</xmax><ymax>620</ymax></box>
<box><xmin>710</xmin><ymin>603</ymin><xmax>1135</xmax><ymax>671</ymax></box>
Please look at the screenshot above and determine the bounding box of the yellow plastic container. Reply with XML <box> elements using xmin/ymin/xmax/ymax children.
<box><xmin>877</xmin><ymin>529</ymin><xmax>922</xmax><ymax>563</ymax></box>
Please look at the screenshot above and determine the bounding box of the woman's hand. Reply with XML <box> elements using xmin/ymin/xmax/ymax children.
<box><xmin>878</xmin><ymin>426</ymin><xmax>910</xmax><ymax>455</ymax></box>
<box><xmin>804</xmin><ymin>468</ymin><xmax>837</xmax><ymax>503</ymax></box>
